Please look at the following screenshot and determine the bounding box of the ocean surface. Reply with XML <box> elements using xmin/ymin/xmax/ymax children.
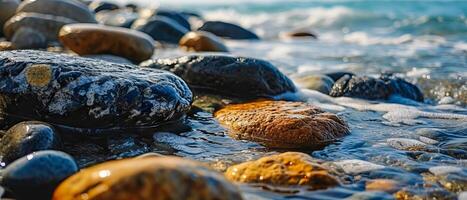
<box><xmin>79</xmin><ymin>0</ymin><xmax>466</xmax><ymax>199</ymax></box>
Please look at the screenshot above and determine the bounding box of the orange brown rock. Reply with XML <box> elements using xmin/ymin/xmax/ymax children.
<box><xmin>59</xmin><ymin>23</ymin><xmax>155</xmax><ymax>63</ymax></box>
<box><xmin>53</xmin><ymin>156</ymin><xmax>243</xmax><ymax>200</ymax></box>
<box><xmin>179</xmin><ymin>31</ymin><xmax>228</xmax><ymax>52</ymax></box>
<box><xmin>225</xmin><ymin>152</ymin><xmax>340</xmax><ymax>190</ymax></box>
<box><xmin>214</xmin><ymin>100</ymin><xmax>350</xmax><ymax>148</ymax></box>
<box><xmin>366</xmin><ymin>179</ymin><xmax>400</xmax><ymax>193</ymax></box>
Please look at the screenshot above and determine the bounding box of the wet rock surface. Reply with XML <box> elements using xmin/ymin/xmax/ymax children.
<box><xmin>153</xmin><ymin>9</ymin><xmax>192</xmax><ymax>30</ymax></box>
<box><xmin>141</xmin><ymin>55</ymin><xmax>296</xmax><ymax>99</ymax></box>
<box><xmin>0</xmin><ymin>121</ymin><xmax>61</xmax><ymax>165</ymax></box>
<box><xmin>226</xmin><ymin>152</ymin><xmax>340</xmax><ymax>189</ymax></box>
<box><xmin>0</xmin><ymin>50</ymin><xmax>192</xmax><ymax>133</ymax></box>
<box><xmin>89</xmin><ymin>1</ymin><xmax>119</xmax><ymax>13</ymax></box>
<box><xmin>132</xmin><ymin>17</ymin><xmax>189</xmax><ymax>44</ymax></box>
<box><xmin>1</xmin><ymin>150</ymin><xmax>78</xmax><ymax>200</ymax></box>
<box><xmin>284</xmin><ymin>31</ymin><xmax>318</xmax><ymax>39</ymax></box>
<box><xmin>0</xmin><ymin>0</ymin><xmax>20</xmax><ymax>37</ymax></box>
<box><xmin>17</xmin><ymin>0</ymin><xmax>97</xmax><ymax>23</ymax></box>
<box><xmin>84</xmin><ymin>54</ymin><xmax>133</xmax><ymax>64</ymax></box>
<box><xmin>53</xmin><ymin>156</ymin><xmax>243</xmax><ymax>200</ymax></box>
<box><xmin>59</xmin><ymin>23</ymin><xmax>155</xmax><ymax>63</ymax></box>
<box><xmin>0</xmin><ymin>41</ymin><xmax>14</xmax><ymax>51</ymax></box>
<box><xmin>330</xmin><ymin>74</ymin><xmax>424</xmax><ymax>102</ymax></box>
<box><xmin>10</xmin><ymin>27</ymin><xmax>47</xmax><ymax>49</ymax></box>
<box><xmin>198</xmin><ymin>21</ymin><xmax>260</xmax><ymax>40</ymax></box>
<box><xmin>4</xmin><ymin>12</ymin><xmax>76</xmax><ymax>42</ymax></box>
<box><xmin>179</xmin><ymin>31</ymin><xmax>228</xmax><ymax>52</ymax></box>
<box><xmin>215</xmin><ymin>101</ymin><xmax>350</xmax><ymax>148</ymax></box>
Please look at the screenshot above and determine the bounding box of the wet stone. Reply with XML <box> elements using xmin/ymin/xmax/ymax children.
<box><xmin>84</xmin><ymin>54</ymin><xmax>133</xmax><ymax>64</ymax></box>
<box><xmin>198</xmin><ymin>21</ymin><xmax>260</xmax><ymax>40</ymax></box>
<box><xmin>0</xmin><ymin>0</ymin><xmax>20</xmax><ymax>37</ymax></box>
<box><xmin>4</xmin><ymin>12</ymin><xmax>76</xmax><ymax>42</ymax></box>
<box><xmin>17</xmin><ymin>0</ymin><xmax>97</xmax><ymax>23</ymax></box>
<box><xmin>330</xmin><ymin>74</ymin><xmax>424</xmax><ymax>102</ymax></box>
<box><xmin>179</xmin><ymin>31</ymin><xmax>229</xmax><ymax>52</ymax></box>
<box><xmin>424</xmin><ymin>167</ymin><xmax>467</xmax><ymax>193</ymax></box>
<box><xmin>295</xmin><ymin>75</ymin><xmax>335</xmax><ymax>94</ymax></box>
<box><xmin>386</xmin><ymin>138</ymin><xmax>429</xmax><ymax>151</ymax></box>
<box><xmin>0</xmin><ymin>41</ymin><xmax>14</xmax><ymax>51</ymax></box>
<box><xmin>325</xmin><ymin>71</ymin><xmax>355</xmax><ymax>82</ymax></box>
<box><xmin>284</xmin><ymin>31</ymin><xmax>318</xmax><ymax>39</ymax></box>
<box><xmin>59</xmin><ymin>23</ymin><xmax>155</xmax><ymax>63</ymax></box>
<box><xmin>141</xmin><ymin>55</ymin><xmax>297</xmax><ymax>99</ymax></box>
<box><xmin>365</xmin><ymin>179</ymin><xmax>400</xmax><ymax>193</ymax></box>
<box><xmin>214</xmin><ymin>101</ymin><xmax>350</xmax><ymax>148</ymax></box>
<box><xmin>0</xmin><ymin>50</ymin><xmax>192</xmax><ymax>133</ymax></box>
<box><xmin>225</xmin><ymin>152</ymin><xmax>340</xmax><ymax>189</ymax></box>
<box><xmin>10</xmin><ymin>27</ymin><xmax>47</xmax><ymax>49</ymax></box>
<box><xmin>1</xmin><ymin>150</ymin><xmax>78</xmax><ymax>200</ymax></box>
<box><xmin>153</xmin><ymin>9</ymin><xmax>192</xmax><ymax>30</ymax></box>
<box><xmin>53</xmin><ymin>156</ymin><xmax>243</xmax><ymax>200</ymax></box>
<box><xmin>0</xmin><ymin>121</ymin><xmax>61</xmax><ymax>166</ymax></box>
<box><xmin>132</xmin><ymin>17</ymin><xmax>189</xmax><ymax>44</ymax></box>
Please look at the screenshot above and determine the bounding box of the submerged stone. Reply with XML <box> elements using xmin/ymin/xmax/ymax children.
<box><xmin>330</xmin><ymin>74</ymin><xmax>424</xmax><ymax>102</ymax></box>
<box><xmin>214</xmin><ymin>101</ymin><xmax>350</xmax><ymax>148</ymax></box>
<box><xmin>198</xmin><ymin>21</ymin><xmax>260</xmax><ymax>40</ymax></box>
<box><xmin>132</xmin><ymin>17</ymin><xmax>189</xmax><ymax>44</ymax></box>
<box><xmin>4</xmin><ymin>12</ymin><xmax>76</xmax><ymax>42</ymax></box>
<box><xmin>225</xmin><ymin>152</ymin><xmax>340</xmax><ymax>189</ymax></box>
<box><xmin>59</xmin><ymin>23</ymin><xmax>155</xmax><ymax>63</ymax></box>
<box><xmin>0</xmin><ymin>121</ymin><xmax>61</xmax><ymax>165</ymax></box>
<box><xmin>141</xmin><ymin>55</ymin><xmax>297</xmax><ymax>99</ymax></box>
<box><xmin>53</xmin><ymin>156</ymin><xmax>243</xmax><ymax>200</ymax></box>
<box><xmin>17</xmin><ymin>0</ymin><xmax>97</xmax><ymax>23</ymax></box>
<box><xmin>0</xmin><ymin>50</ymin><xmax>192</xmax><ymax>134</ymax></box>
<box><xmin>0</xmin><ymin>0</ymin><xmax>20</xmax><ymax>36</ymax></box>
<box><xmin>365</xmin><ymin>179</ymin><xmax>400</xmax><ymax>193</ymax></box>
<box><xmin>1</xmin><ymin>150</ymin><xmax>78</xmax><ymax>200</ymax></box>
<box><xmin>179</xmin><ymin>31</ymin><xmax>228</xmax><ymax>52</ymax></box>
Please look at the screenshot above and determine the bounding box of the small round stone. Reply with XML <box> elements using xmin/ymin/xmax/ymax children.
<box><xmin>215</xmin><ymin>101</ymin><xmax>350</xmax><ymax>148</ymax></box>
<box><xmin>89</xmin><ymin>1</ymin><xmax>119</xmax><ymax>13</ymax></box>
<box><xmin>284</xmin><ymin>31</ymin><xmax>318</xmax><ymax>39</ymax></box>
<box><xmin>179</xmin><ymin>31</ymin><xmax>228</xmax><ymax>52</ymax></box>
<box><xmin>198</xmin><ymin>21</ymin><xmax>259</xmax><ymax>40</ymax></box>
<box><xmin>0</xmin><ymin>121</ymin><xmax>61</xmax><ymax>165</ymax></box>
<box><xmin>53</xmin><ymin>156</ymin><xmax>243</xmax><ymax>200</ymax></box>
<box><xmin>225</xmin><ymin>152</ymin><xmax>340</xmax><ymax>189</ymax></box>
<box><xmin>17</xmin><ymin>0</ymin><xmax>97</xmax><ymax>23</ymax></box>
<box><xmin>2</xmin><ymin>150</ymin><xmax>78</xmax><ymax>200</ymax></box>
<box><xmin>10</xmin><ymin>27</ymin><xmax>47</xmax><ymax>49</ymax></box>
<box><xmin>59</xmin><ymin>23</ymin><xmax>155</xmax><ymax>63</ymax></box>
<box><xmin>295</xmin><ymin>75</ymin><xmax>335</xmax><ymax>94</ymax></box>
<box><xmin>132</xmin><ymin>17</ymin><xmax>189</xmax><ymax>44</ymax></box>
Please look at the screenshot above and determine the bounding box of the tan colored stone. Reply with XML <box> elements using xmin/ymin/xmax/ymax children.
<box><xmin>225</xmin><ymin>152</ymin><xmax>340</xmax><ymax>190</ymax></box>
<box><xmin>53</xmin><ymin>156</ymin><xmax>243</xmax><ymax>200</ymax></box>
<box><xmin>214</xmin><ymin>100</ymin><xmax>350</xmax><ymax>148</ymax></box>
<box><xmin>179</xmin><ymin>31</ymin><xmax>228</xmax><ymax>52</ymax></box>
<box><xmin>0</xmin><ymin>41</ymin><xmax>14</xmax><ymax>51</ymax></box>
<box><xmin>365</xmin><ymin>179</ymin><xmax>400</xmax><ymax>193</ymax></box>
<box><xmin>59</xmin><ymin>23</ymin><xmax>155</xmax><ymax>63</ymax></box>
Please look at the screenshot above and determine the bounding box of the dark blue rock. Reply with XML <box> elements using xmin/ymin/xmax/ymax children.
<box><xmin>140</xmin><ymin>55</ymin><xmax>297</xmax><ymax>99</ymax></box>
<box><xmin>198</xmin><ymin>21</ymin><xmax>259</xmax><ymax>40</ymax></box>
<box><xmin>155</xmin><ymin>9</ymin><xmax>191</xmax><ymax>30</ymax></box>
<box><xmin>0</xmin><ymin>121</ymin><xmax>61</xmax><ymax>166</ymax></box>
<box><xmin>0</xmin><ymin>50</ymin><xmax>192</xmax><ymax>134</ymax></box>
<box><xmin>329</xmin><ymin>74</ymin><xmax>424</xmax><ymax>102</ymax></box>
<box><xmin>132</xmin><ymin>16</ymin><xmax>189</xmax><ymax>44</ymax></box>
<box><xmin>1</xmin><ymin>150</ymin><xmax>78</xmax><ymax>200</ymax></box>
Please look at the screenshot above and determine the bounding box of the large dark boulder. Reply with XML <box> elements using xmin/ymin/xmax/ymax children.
<box><xmin>198</xmin><ymin>21</ymin><xmax>259</xmax><ymax>40</ymax></box>
<box><xmin>132</xmin><ymin>17</ymin><xmax>189</xmax><ymax>44</ymax></box>
<box><xmin>140</xmin><ymin>55</ymin><xmax>296</xmax><ymax>99</ymax></box>
<box><xmin>0</xmin><ymin>50</ymin><xmax>192</xmax><ymax>134</ymax></box>
<box><xmin>330</xmin><ymin>74</ymin><xmax>424</xmax><ymax>102</ymax></box>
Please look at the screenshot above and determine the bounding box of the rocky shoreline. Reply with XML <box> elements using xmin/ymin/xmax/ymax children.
<box><xmin>0</xmin><ymin>0</ymin><xmax>465</xmax><ymax>200</ymax></box>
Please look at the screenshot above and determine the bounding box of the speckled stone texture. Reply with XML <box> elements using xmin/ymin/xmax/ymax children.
<box><xmin>225</xmin><ymin>152</ymin><xmax>340</xmax><ymax>189</ymax></box>
<box><xmin>53</xmin><ymin>156</ymin><xmax>243</xmax><ymax>200</ymax></box>
<box><xmin>141</xmin><ymin>55</ymin><xmax>297</xmax><ymax>99</ymax></box>
<box><xmin>214</xmin><ymin>101</ymin><xmax>350</xmax><ymax>148</ymax></box>
<box><xmin>0</xmin><ymin>50</ymin><xmax>192</xmax><ymax>133</ymax></box>
<box><xmin>330</xmin><ymin>74</ymin><xmax>424</xmax><ymax>102</ymax></box>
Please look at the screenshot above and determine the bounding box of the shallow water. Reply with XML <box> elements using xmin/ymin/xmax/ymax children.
<box><xmin>72</xmin><ymin>0</ymin><xmax>466</xmax><ymax>199</ymax></box>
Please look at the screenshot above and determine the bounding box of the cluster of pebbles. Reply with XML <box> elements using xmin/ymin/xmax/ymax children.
<box><xmin>0</xmin><ymin>0</ymin><xmax>462</xmax><ymax>200</ymax></box>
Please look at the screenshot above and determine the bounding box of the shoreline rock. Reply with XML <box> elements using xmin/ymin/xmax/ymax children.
<box><xmin>179</xmin><ymin>31</ymin><xmax>228</xmax><ymax>52</ymax></box>
<box><xmin>198</xmin><ymin>21</ymin><xmax>259</xmax><ymax>40</ymax></box>
<box><xmin>17</xmin><ymin>0</ymin><xmax>97</xmax><ymax>23</ymax></box>
<box><xmin>215</xmin><ymin>100</ymin><xmax>350</xmax><ymax>148</ymax></box>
